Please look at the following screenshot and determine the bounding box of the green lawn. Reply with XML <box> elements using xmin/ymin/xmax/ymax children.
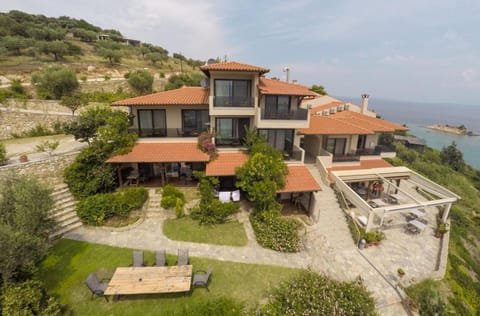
<box><xmin>38</xmin><ymin>239</ymin><xmax>299</xmax><ymax>315</ymax></box>
<box><xmin>163</xmin><ymin>217</ymin><xmax>248</xmax><ymax>247</ymax></box>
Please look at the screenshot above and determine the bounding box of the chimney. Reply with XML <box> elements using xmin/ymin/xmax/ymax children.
<box><xmin>361</xmin><ymin>93</ymin><xmax>369</xmax><ymax>114</ymax></box>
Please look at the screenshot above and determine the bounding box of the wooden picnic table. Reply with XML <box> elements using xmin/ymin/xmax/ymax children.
<box><xmin>104</xmin><ymin>265</ymin><xmax>192</xmax><ymax>296</ymax></box>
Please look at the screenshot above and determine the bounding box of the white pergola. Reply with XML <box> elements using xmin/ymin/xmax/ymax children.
<box><xmin>331</xmin><ymin>167</ymin><xmax>460</xmax><ymax>232</ymax></box>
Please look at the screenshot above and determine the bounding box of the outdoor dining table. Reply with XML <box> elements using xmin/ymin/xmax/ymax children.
<box><xmin>104</xmin><ymin>265</ymin><xmax>193</xmax><ymax>297</ymax></box>
<box><xmin>408</xmin><ymin>219</ymin><xmax>427</xmax><ymax>231</ymax></box>
<box><xmin>370</xmin><ymin>198</ymin><xmax>387</xmax><ymax>207</ymax></box>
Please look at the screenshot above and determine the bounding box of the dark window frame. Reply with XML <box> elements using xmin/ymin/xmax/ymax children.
<box><xmin>181</xmin><ymin>109</ymin><xmax>209</xmax><ymax>134</ymax></box>
<box><xmin>137</xmin><ymin>109</ymin><xmax>166</xmax><ymax>137</ymax></box>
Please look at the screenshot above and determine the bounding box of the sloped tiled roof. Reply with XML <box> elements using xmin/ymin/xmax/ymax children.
<box><xmin>258</xmin><ymin>78</ymin><xmax>318</xmax><ymax>96</ymax></box>
<box><xmin>310</xmin><ymin>101</ymin><xmax>345</xmax><ymax>112</ymax></box>
<box><xmin>278</xmin><ymin>165</ymin><xmax>322</xmax><ymax>193</ymax></box>
<box><xmin>106</xmin><ymin>142</ymin><xmax>209</xmax><ymax>163</ymax></box>
<box><xmin>111</xmin><ymin>87</ymin><xmax>209</xmax><ymax>106</ymax></box>
<box><xmin>200</xmin><ymin>61</ymin><xmax>270</xmax><ymax>76</ymax></box>
<box><xmin>300</xmin><ymin>110</ymin><xmax>407</xmax><ymax>135</ymax></box>
<box><xmin>205</xmin><ymin>152</ymin><xmax>248</xmax><ymax>176</ymax></box>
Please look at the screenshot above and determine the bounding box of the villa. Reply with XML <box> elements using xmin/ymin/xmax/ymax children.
<box><xmin>107</xmin><ymin>61</ymin><xmax>458</xmax><ymax>232</ymax></box>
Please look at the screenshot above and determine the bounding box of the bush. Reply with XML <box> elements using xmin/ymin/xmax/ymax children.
<box><xmin>250</xmin><ymin>212</ymin><xmax>300</xmax><ymax>253</ymax></box>
<box><xmin>405</xmin><ymin>279</ymin><xmax>448</xmax><ymax>315</ymax></box>
<box><xmin>0</xmin><ymin>143</ymin><xmax>7</xmax><ymax>165</ymax></box>
<box><xmin>259</xmin><ymin>270</ymin><xmax>376</xmax><ymax>316</ymax></box>
<box><xmin>31</xmin><ymin>65</ymin><xmax>79</xmax><ymax>99</ymax></box>
<box><xmin>118</xmin><ymin>187</ymin><xmax>148</xmax><ymax>211</ymax></box>
<box><xmin>11</xmin><ymin>123</ymin><xmax>63</xmax><ymax>138</ymax></box>
<box><xmin>1</xmin><ymin>280</ymin><xmax>62</xmax><ymax>316</ymax></box>
<box><xmin>184</xmin><ymin>297</ymin><xmax>244</xmax><ymax>316</ymax></box>
<box><xmin>175</xmin><ymin>198</ymin><xmax>185</xmax><ymax>218</ymax></box>
<box><xmin>363</xmin><ymin>230</ymin><xmax>385</xmax><ymax>243</ymax></box>
<box><xmin>161</xmin><ymin>184</ymin><xmax>185</xmax><ymax>209</ymax></box>
<box><xmin>76</xmin><ymin>187</ymin><xmax>148</xmax><ymax>225</ymax></box>
<box><xmin>76</xmin><ymin>193</ymin><xmax>118</xmax><ymax>225</ymax></box>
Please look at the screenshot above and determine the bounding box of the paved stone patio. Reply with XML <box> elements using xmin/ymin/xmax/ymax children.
<box><xmin>65</xmin><ymin>167</ymin><xmax>446</xmax><ymax>316</ymax></box>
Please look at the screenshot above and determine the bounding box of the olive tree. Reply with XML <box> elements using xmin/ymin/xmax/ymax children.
<box><xmin>31</xmin><ymin>65</ymin><xmax>79</xmax><ymax>99</ymax></box>
<box><xmin>127</xmin><ymin>69</ymin><xmax>153</xmax><ymax>94</ymax></box>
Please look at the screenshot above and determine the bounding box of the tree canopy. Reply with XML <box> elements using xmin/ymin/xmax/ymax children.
<box><xmin>127</xmin><ymin>69</ymin><xmax>154</xmax><ymax>94</ymax></box>
<box><xmin>440</xmin><ymin>141</ymin><xmax>465</xmax><ymax>172</ymax></box>
<box><xmin>311</xmin><ymin>84</ymin><xmax>328</xmax><ymax>95</ymax></box>
<box><xmin>31</xmin><ymin>65</ymin><xmax>79</xmax><ymax>99</ymax></box>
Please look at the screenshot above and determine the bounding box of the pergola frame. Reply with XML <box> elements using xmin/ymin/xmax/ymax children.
<box><xmin>331</xmin><ymin>167</ymin><xmax>460</xmax><ymax>232</ymax></box>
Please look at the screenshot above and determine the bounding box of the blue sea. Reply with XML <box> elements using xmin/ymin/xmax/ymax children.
<box><xmin>340</xmin><ymin>97</ymin><xmax>480</xmax><ymax>169</ymax></box>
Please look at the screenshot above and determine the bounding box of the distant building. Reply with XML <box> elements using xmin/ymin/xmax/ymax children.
<box><xmin>394</xmin><ymin>135</ymin><xmax>426</xmax><ymax>152</ymax></box>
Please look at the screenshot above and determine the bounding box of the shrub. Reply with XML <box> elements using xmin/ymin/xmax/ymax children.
<box><xmin>259</xmin><ymin>270</ymin><xmax>376</xmax><ymax>316</ymax></box>
<box><xmin>11</xmin><ymin>122</ymin><xmax>63</xmax><ymax>138</ymax></box>
<box><xmin>118</xmin><ymin>187</ymin><xmax>148</xmax><ymax>211</ymax></box>
<box><xmin>31</xmin><ymin>65</ymin><xmax>79</xmax><ymax>99</ymax></box>
<box><xmin>175</xmin><ymin>198</ymin><xmax>185</xmax><ymax>218</ymax></box>
<box><xmin>363</xmin><ymin>230</ymin><xmax>385</xmax><ymax>243</ymax></box>
<box><xmin>103</xmin><ymin>74</ymin><xmax>111</xmax><ymax>81</ymax></box>
<box><xmin>80</xmin><ymin>75</ymin><xmax>87</xmax><ymax>82</ymax></box>
<box><xmin>0</xmin><ymin>143</ymin><xmax>7</xmax><ymax>165</ymax></box>
<box><xmin>250</xmin><ymin>212</ymin><xmax>300</xmax><ymax>253</ymax></box>
<box><xmin>405</xmin><ymin>279</ymin><xmax>448</xmax><ymax>315</ymax></box>
<box><xmin>161</xmin><ymin>184</ymin><xmax>185</xmax><ymax>209</ymax></box>
<box><xmin>1</xmin><ymin>280</ymin><xmax>62</xmax><ymax>316</ymax></box>
<box><xmin>184</xmin><ymin>297</ymin><xmax>244</xmax><ymax>316</ymax></box>
<box><xmin>76</xmin><ymin>193</ymin><xmax>118</xmax><ymax>225</ymax></box>
<box><xmin>76</xmin><ymin>187</ymin><xmax>148</xmax><ymax>225</ymax></box>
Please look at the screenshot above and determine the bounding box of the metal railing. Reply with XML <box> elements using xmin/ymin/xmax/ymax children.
<box><xmin>128</xmin><ymin>128</ymin><xmax>207</xmax><ymax>138</ymax></box>
<box><xmin>215</xmin><ymin>137</ymin><xmax>244</xmax><ymax>147</ymax></box>
<box><xmin>260</xmin><ymin>108</ymin><xmax>308</xmax><ymax>120</ymax></box>
<box><xmin>213</xmin><ymin>96</ymin><xmax>254</xmax><ymax>107</ymax></box>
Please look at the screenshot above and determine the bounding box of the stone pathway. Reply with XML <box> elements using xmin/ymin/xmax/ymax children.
<box><xmin>65</xmin><ymin>165</ymin><xmax>411</xmax><ymax>315</ymax></box>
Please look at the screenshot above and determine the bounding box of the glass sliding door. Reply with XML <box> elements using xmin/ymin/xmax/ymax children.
<box><xmin>137</xmin><ymin>110</ymin><xmax>166</xmax><ymax>137</ymax></box>
<box><xmin>258</xmin><ymin>129</ymin><xmax>294</xmax><ymax>155</ymax></box>
<box><xmin>182</xmin><ymin>110</ymin><xmax>209</xmax><ymax>136</ymax></box>
<box><xmin>214</xmin><ymin>79</ymin><xmax>252</xmax><ymax>107</ymax></box>
<box><xmin>264</xmin><ymin>95</ymin><xmax>291</xmax><ymax>119</ymax></box>
<box><xmin>215</xmin><ymin>118</ymin><xmax>250</xmax><ymax>146</ymax></box>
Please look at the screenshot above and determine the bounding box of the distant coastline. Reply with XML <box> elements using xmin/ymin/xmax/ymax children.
<box><xmin>424</xmin><ymin>124</ymin><xmax>479</xmax><ymax>136</ymax></box>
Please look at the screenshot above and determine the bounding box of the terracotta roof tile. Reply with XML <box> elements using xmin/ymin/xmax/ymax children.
<box><xmin>111</xmin><ymin>87</ymin><xmax>209</xmax><ymax>106</ymax></box>
<box><xmin>310</xmin><ymin>101</ymin><xmax>345</xmax><ymax>112</ymax></box>
<box><xmin>200</xmin><ymin>61</ymin><xmax>269</xmax><ymax>76</ymax></box>
<box><xmin>205</xmin><ymin>152</ymin><xmax>248</xmax><ymax>176</ymax></box>
<box><xmin>106</xmin><ymin>142</ymin><xmax>209</xmax><ymax>163</ymax></box>
<box><xmin>258</xmin><ymin>78</ymin><xmax>318</xmax><ymax>96</ymax></box>
<box><xmin>300</xmin><ymin>110</ymin><xmax>407</xmax><ymax>135</ymax></box>
<box><xmin>278</xmin><ymin>165</ymin><xmax>322</xmax><ymax>193</ymax></box>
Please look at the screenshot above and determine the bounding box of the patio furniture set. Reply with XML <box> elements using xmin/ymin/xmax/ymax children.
<box><xmin>85</xmin><ymin>249</ymin><xmax>212</xmax><ymax>301</ymax></box>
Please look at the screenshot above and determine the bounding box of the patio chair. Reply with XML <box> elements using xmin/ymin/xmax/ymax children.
<box><xmin>133</xmin><ymin>250</ymin><xmax>144</xmax><ymax>267</ymax></box>
<box><xmin>231</xmin><ymin>190</ymin><xmax>240</xmax><ymax>202</ymax></box>
<box><xmin>177</xmin><ymin>249</ymin><xmax>189</xmax><ymax>266</ymax></box>
<box><xmin>192</xmin><ymin>267</ymin><xmax>212</xmax><ymax>291</ymax></box>
<box><xmin>85</xmin><ymin>273</ymin><xmax>109</xmax><ymax>301</ymax></box>
<box><xmin>155</xmin><ymin>249</ymin><xmax>167</xmax><ymax>266</ymax></box>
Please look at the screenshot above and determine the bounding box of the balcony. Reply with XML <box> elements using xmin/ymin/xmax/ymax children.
<box><xmin>261</xmin><ymin>108</ymin><xmax>308</xmax><ymax>120</ymax></box>
<box><xmin>128</xmin><ymin>128</ymin><xmax>207</xmax><ymax>138</ymax></box>
<box><xmin>214</xmin><ymin>96</ymin><xmax>254</xmax><ymax>107</ymax></box>
<box><xmin>215</xmin><ymin>137</ymin><xmax>244</xmax><ymax>147</ymax></box>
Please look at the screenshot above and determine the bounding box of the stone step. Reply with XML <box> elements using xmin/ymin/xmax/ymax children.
<box><xmin>54</xmin><ymin>210</ymin><xmax>79</xmax><ymax>224</ymax></box>
<box><xmin>53</xmin><ymin>194</ymin><xmax>75</xmax><ymax>205</ymax></box>
<box><xmin>50</xmin><ymin>205</ymin><xmax>76</xmax><ymax>218</ymax></box>
<box><xmin>49</xmin><ymin>221</ymin><xmax>82</xmax><ymax>239</ymax></box>
<box><xmin>52</xmin><ymin>200</ymin><xmax>76</xmax><ymax>212</ymax></box>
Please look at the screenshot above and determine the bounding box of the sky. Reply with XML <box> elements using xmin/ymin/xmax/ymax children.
<box><xmin>2</xmin><ymin>0</ymin><xmax>480</xmax><ymax>105</ymax></box>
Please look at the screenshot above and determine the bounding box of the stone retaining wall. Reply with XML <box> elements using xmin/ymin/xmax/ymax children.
<box><xmin>0</xmin><ymin>151</ymin><xmax>79</xmax><ymax>186</ymax></box>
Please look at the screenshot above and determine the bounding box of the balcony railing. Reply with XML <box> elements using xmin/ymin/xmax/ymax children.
<box><xmin>261</xmin><ymin>108</ymin><xmax>308</xmax><ymax>120</ymax></box>
<box><xmin>128</xmin><ymin>128</ymin><xmax>207</xmax><ymax>138</ymax></box>
<box><xmin>215</xmin><ymin>137</ymin><xmax>245</xmax><ymax>147</ymax></box>
<box><xmin>332</xmin><ymin>154</ymin><xmax>360</xmax><ymax>162</ymax></box>
<box><xmin>214</xmin><ymin>96</ymin><xmax>254</xmax><ymax>107</ymax></box>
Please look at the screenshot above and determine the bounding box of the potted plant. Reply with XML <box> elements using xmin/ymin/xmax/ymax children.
<box><xmin>397</xmin><ymin>268</ymin><xmax>405</xmax><ymax>277</ymax></box>
<box><xmin>436</xmin><ymin>222</ymin><xmax>448</xmax><ymax>238</ymax></box>
<box><xmin>19</xmin><ymin>154</ymin><xmax>28</xmax><ymax>163</ymax></box>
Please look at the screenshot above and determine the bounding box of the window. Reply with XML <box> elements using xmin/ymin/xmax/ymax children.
<box><xmin>182</xmin><ymin>110</ymin><xmax>209</xmax><ymax>135</ymax></box>
<box><xmin>258</xmin><ymin>129</ymin><xmax>294</xmax><ymax>154</ymax></box>
<box><xmin>357</xmin><ymin>135</ymin><xmax>367</xmax><ymax>149</ymax></box>
<box><xmin>215</xmin><ymin>118</ymin><xmax>250</xmax><ymax>146</ymax></box>
<box><xmin>214</xmin><ymin>79</ymin><xmax>252</xmax><ymax>106</ymax></box>
<box><xmin>264</xmin><ymin>95</ymin><xmax>291</xmax><ymax>119</ymax></box>
<box><xmin>326</xmin><ymin>138</ymin><xmax>346</xmax><ymax>155</ymax></box>
<box><xmin>138</xmin><ymin>110</ymin><xmax>166</xmax><ymax>137</ymax></box>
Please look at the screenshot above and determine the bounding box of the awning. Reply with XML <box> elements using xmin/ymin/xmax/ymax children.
<box><xmin>106</xmin><ymin>142</ymin><xmax>209</xmax><ymax>163</ymax></box>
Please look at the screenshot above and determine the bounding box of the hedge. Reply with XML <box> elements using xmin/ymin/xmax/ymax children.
<box><xmin>76</xmin><ymin>187</ymin><xmax>148</xmax><ymax>225</ymax></box>
<box><xmin>250</xmin><ymin>212</ymin><xmax>301</xmax><ymax>253</ymax></box>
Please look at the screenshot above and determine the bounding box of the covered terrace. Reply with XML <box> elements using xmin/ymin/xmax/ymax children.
<box><xmin>330</xmin><ymin>166</ymin><xmax>459</xmax><ymax>232</ymax></box>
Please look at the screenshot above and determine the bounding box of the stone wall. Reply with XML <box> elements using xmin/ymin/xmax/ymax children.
<box><xmin>0</xmin><ymin>151</ymin><xmax>79</xmax><ymax>187</ymax></box>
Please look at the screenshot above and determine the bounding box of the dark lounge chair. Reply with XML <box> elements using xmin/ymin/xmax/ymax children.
<box><xmin>133</xmin><ymin>250</ymin><xmax>144</xmax><ymax>267</ymax></box>
<box><xmin>177</xmin><ymin>249</ymin><xmax>189</xmax><ymax>266</ymax></box>
<box><xmin>192</xmin><ymin>267</ymin><xmax>212</xmax><ymax>291</ymax></box>
<box><xmin>155</xmin><ymin>249</ymin><xmax>167</xmax><ymax>266</ymax></box>
<box><xmin>85</xmin><ymin>273</ymin><xmax>109</xmax><ymax>301</ymax></box>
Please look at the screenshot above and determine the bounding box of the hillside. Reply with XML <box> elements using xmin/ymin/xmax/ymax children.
<box><xmin>0</xmin><ymin>10</ymin><xmax>204</xmax><ymax>84</ymax></box>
